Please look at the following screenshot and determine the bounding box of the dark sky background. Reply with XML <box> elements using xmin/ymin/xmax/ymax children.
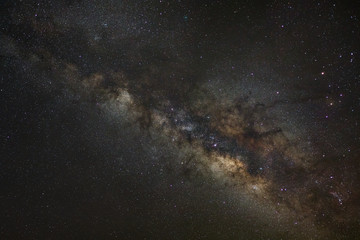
<box><xmin>1</xmin><ymin>0</ymin><xmax>360</xmax><ymax>239</ymax></box>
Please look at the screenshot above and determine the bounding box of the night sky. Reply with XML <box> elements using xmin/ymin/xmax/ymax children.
<box><xmin>1</xmin><ymin>0</ymin><xmax>360</xmax><ymax>239</ymax></box>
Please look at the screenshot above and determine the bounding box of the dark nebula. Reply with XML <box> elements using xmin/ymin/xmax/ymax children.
<box><xmin>1</xmin><ymin>0</ymin><xmax>360</xmax><ymax>239</ymax></box>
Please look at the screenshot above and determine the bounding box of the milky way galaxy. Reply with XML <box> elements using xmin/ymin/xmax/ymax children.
<box><xmin>1</xmin><ymin>1</ymin><xmax>360</xmax><ymax>239</ymax></box>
